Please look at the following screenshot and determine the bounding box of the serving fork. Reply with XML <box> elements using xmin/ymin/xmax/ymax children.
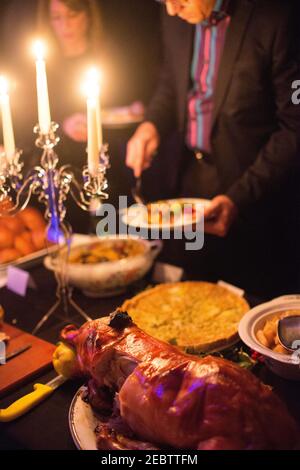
<box><xmin>131</xmin><ymin>176</ymin><xmax>146</xmax><ymax>205</ymax></box>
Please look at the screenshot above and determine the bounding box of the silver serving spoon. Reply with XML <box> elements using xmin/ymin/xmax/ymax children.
<box><xmin>278</xmin><ymin>316</ymin><xmax>300</xmax><ymax>352</ymax></box>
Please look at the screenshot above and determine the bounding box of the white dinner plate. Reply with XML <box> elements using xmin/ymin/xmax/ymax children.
<box><xmin>102</xmin><ymin>107</ymin><xmax>143</xmax><ymax>129</ymax></box>
<box><xmin>121</xmin><ymin>198</ymin><xmax>210</xmax><ymax>230</ymax></box>
<box><xmin>69</xmin><ymin>386</ymin><xmax>98</xmax><ymax>451</ymax></box>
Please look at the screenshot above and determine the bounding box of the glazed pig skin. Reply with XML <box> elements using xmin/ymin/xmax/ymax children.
<box><xmin>61</xmin><ymin>314</ymin><xmax>300</xmax><ymax>450</ymax></box>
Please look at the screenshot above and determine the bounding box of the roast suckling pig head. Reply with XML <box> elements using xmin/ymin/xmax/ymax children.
<box><xmin>60</xmin><ymin>310</ymin><xmax>300</xmax><ymax>450</ymax></box>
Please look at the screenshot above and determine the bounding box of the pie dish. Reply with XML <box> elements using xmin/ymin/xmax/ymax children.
<box><xmin>44</xmin><ymin>235</ymin><xmax>161</xmax><ymax>298</ymax></box>
<box><xmin>122</xmin><ymin>281</ymin><xmax>249</xmax><ymax>353</ymax></box>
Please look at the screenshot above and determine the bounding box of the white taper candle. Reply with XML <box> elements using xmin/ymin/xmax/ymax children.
<box><xmin>0</xmin><ymin>76</ymin><xmax>16</xmax><ymax>163</ymax></box>
<box><xmin>34</xmin><ymin>41</ymin><xmax>51</xmax><ymax>135</ymax></box>
<box><xmin>85</xmin><ymin>68</ymin><xmax>103</xmax><ymax>176</ymax></box>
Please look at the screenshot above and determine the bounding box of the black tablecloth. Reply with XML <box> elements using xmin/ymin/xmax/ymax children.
<box><xmin>0</xmin><ymin>265</ymin><xmax>300</xmax><ymax>450</ymax></box>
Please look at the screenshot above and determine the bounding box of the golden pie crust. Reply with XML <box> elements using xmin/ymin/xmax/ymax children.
<box><xmin>122</xmin><ymin>282</ymin><xmax>249</xmax><ymax>353</ymax></box>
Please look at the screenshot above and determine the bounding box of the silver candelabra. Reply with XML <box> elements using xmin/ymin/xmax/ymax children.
<box><xmin>0</xmin><ymin>122</ymin><xmax>110</xmax><ymax>334</ymax></box>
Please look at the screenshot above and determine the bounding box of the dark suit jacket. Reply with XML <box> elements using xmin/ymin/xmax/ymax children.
<box><xmin>146</xmin><ymin>0</ymin><xmax>300</xmax><ymax>212</ymax></box>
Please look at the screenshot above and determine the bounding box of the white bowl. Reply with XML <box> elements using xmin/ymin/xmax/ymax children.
<box><xmin>44</xmin><ymin>235</ymin><xmax>162</xmax><ymax>298</ymax></box>
<box><xmin>239</xmin><ymin>297</ymin><xmax>300</xmax><ymax>380</ymax></box>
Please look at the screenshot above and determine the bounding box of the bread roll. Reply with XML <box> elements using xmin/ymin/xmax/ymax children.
<box><xmin>20</xmin><ymin>231</ymin><xmax>32</xmax><ymax>243</ymax></box>
<box><xmin>0</xmin><ymin>248</ymin><xmax>22</xmax><ymax>264</ymax></box>
<box><xmin>0</xmin><ymin>226</ymin><xmax>14</xmax><ymax>249</ymax></box>
<box><xmin>0</xmin><ymin>215</ymin><xmax>25</xmax><ymax>234</ymax></box>
<box><xmin>31</xmin><ymin>229</ymin><xmax>46</xmax><ymax>251</ymax></box>
<box><xmin>14</xmin><ymin>232</ymin><xmax>36</xmax><ymax>256</ymax></box>
<box><xmin>19</xmin><ymin>208</ymin><xmax>45</xmax><ymax>231</ymax></box>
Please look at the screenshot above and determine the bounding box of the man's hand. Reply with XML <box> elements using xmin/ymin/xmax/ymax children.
<box><xmin>126</xmin><ymin>121</ymin><xmax>160</xmax><ymax>177</ymax></box>
<box><xmin>204</xmin><ymin>195</ymin><xmax>238</xmax><ymax>237</ymax></box>
<box><xmin>63</xmin><ymin>113</ymin><xmax>87</xmax><ymax>143</ymax></box>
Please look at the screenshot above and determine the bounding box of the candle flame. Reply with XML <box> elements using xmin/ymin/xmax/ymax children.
<box><xmin>87</xmin><ymin>67</ymin><xmax>101</xmax><ymax>82</ymax></box>
<box><xmin>33</xmin><ymin>40</ymin><xmax>46</xmax><ymax>60</ymax></box>
<box><xmin>82</xmin><ymin>67</ymin><xmax>102</xmax><ymax>99</ymax></box>
<box><xmin>0</xmin><ymin>76</ymin><xmax>9</xmax><ymax>95</ymax></box>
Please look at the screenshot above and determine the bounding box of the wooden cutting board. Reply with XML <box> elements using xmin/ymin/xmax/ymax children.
<box><xmin>0</xmin><ymin>323</ymin><xmax>55</xmax><ymax>397</ymax></box>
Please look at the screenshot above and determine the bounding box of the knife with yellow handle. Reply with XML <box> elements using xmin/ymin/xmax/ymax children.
<box><xmin>0</xmin><ymin>375</ymin><xmax>67</xmax><ymax>422</ymax></box>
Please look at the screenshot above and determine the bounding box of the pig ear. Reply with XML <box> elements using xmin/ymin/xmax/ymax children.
<box><xmin>61</xmin><ymin>324</ymin><xmax>80</xmax><ymax>344</ymax></box>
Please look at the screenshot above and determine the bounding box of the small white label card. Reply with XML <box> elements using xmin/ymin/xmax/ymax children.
<box><xmin>218</xmin><ymin>280</ymin><xmax>245</xmax><ymax>298</ymax></box>
<box><xmin>6</xmin><ymin>266</ymin><xmax>37</xmax><ymax>297</ymax></box>
<box><xmin>152</xmin><ymin>262</ymin><xmax>184</xmax><ymax>284</ymax></box>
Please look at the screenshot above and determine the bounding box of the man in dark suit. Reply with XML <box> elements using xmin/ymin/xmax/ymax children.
<box><xmin>126</xmin><ymin>0</ymin><xmax>300</xmax><ymax>296</ymax></box>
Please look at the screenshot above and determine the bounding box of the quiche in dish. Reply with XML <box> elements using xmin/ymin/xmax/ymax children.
<box><xmin>122</xmin><ymin>282</ymin><xmax>249</xmax><ymax>353</ymax></box>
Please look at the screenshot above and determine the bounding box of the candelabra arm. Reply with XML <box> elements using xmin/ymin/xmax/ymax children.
<box><xmin>69</xmin><ymin>178</ymin><xmax>93</xmax><ymax>211</ymax></box>
<box><xmin>67</xmin><ymin>145</ymin><xmax>110</xmax><ymax>211</ymax></box>
<box><xmin>56</xmin><ymin>164</ymin><xmax>91</xmax><ymax>211</ymax></box>
<box><xmin>0</xmin><ymin>171</ymin><xmax>39</xmax><ymax>216</ymax></box>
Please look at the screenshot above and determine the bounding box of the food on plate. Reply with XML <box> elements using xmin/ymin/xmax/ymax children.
<box><xmin>60</xmin><ymin>311</ymin><xmax>300</xmax><ymax>450</ymax></box>
<box><xmin>68</xmin><ymin>239</ymin><xmax>145</xmax><ymax>265</ymax></box>
<box><xmin>102</xmin><ymin>102</ymin><xmax>144</xmax><ymax>125</ymax></box>
<box><xmin>52</xmin><ymin>342</ymin><xmax>79</xmax><ymax>379</ymax></box>
<box><xmin>0</xmin><ymin>208</ymin><xmax>47</xmax><ymax>264</ymax></box>
<box><xmin>256</xmin><ymin>309</ymin><xmax>300</xmax><ymax>354</ymax></box>
<box><xmin>122</xmin><ymin>282</ymin><xmax>249</xmax><ymax>353</ymax></box>
<box><xmin>145</xmin><ymin>199</ymin><xmax>199</xmax><ymax>226</ymax></box>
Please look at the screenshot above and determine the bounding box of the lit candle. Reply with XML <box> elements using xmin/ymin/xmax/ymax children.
<box><xmin>0</xmin><ymin>76</ymin><xmax>16</xmax><ymax>162</ymax></box>
<box><xmin>94</xmin><ymin>71</ymin><xmax>103</xmax><ymax>152</ymax></box>
<box><xmin>84</xmin><ymin>69</ymin><xmax>103</xmax><ymax>176</ymax></box>
<box><xmin>33</xmin><ymin>41</ymin><xmax>51</xmax><ymax>135</ymax></box>
<box><xmin>87</xmin><ymin>95</ymin><xmax>99</xmax><ymax>176</ymax></box>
